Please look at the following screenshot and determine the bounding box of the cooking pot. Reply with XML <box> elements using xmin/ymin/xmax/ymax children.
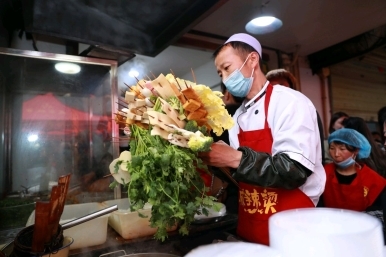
<box><xmin>0</xmin><ymin>205</ymin><xmax>117</xmax><ymax>257</ymax></box>
<box><xmin>1</xmin><ymin>237</ymin><xmax>73</xmax><ymax>257</ymax></box>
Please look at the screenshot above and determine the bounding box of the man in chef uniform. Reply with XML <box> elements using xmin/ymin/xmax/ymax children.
<box><xmin>200</xmin><ymin>33</ymin><xmax>326</xmax><ymax>245</ymax></box>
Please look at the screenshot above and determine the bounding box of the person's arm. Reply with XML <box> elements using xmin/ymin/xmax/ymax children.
<box><xmin>236</xmin><ymin>89</ymin><xmax>322</xmax><ymax>189</ymax></box>
<box><xmin>202</xmin><ymin>89</ymin><xmax>322</xmax><ymax>190</ymax></box>
<box><xmin>233</xmin><ymin>147</ymin><xmax>311</xmax><ymax>189</ymax></box>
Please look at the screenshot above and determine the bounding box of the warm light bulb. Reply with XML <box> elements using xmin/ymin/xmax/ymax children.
<box><xmin>55</xmin><ymin>62</ymin><xmax>81</xmax><ymax>74</ymax></box>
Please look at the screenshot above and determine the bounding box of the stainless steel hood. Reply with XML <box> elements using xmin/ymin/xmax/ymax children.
<box><xmin>16</xmin><ymin>0</ymin><xmax>227</xmax><ymax>57</ymax></box>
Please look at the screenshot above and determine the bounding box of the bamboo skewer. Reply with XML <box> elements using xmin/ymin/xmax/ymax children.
<box><xmin>170</xmin><ymin>69</ymin><xmax>182</xmax><ymax>90</ymax></box>
<box><xmin>118</xmin><ymin>98</ymin><xmax>128</xmax><ymax>105</ymax></box>
<box><xmin>191</xmin><ymin>68</ymin><xmax>197</xmax><ymax>84</ymax></box>
<box><xmin>181</xmin><ymin>92</ymin><xmax>188</xmax><ymax>101</ymax></box>
<box><xmin>111</xmin><ymin>136</ymin><xmax>134</xmax><ymax>142</ymax></box>
<box><xmin>124</xmin><ymin>82</ymin><xmax>140</xmax><ymax>94</ymax></box>
<box><xmin>150</xmin><ymin>71</ymin><xmax>157</xmax><ymax>79</ymax></box>
<box><xmin>114</xmin><ymin>112</ymin><xmax>127</xmax><ymax>117</ymax></box>
<box><xmin>116</xmin><ymin>102</ymin><xmax>127</xmax><ymax>108</ymax></box>
<box><xmin>184</xmin><ymin>80</ymin><xmax>191</xmax><ymax>89</ymax></box>
<box><xmin>218</xmin><ymin>167</ymin><xmax>239</xmax><ymax>188</ymax></box>
<box><xmin>111</xmin><ymin>119</ymin><xmax>127</xmax><ymax>125</ymax></box>
<box><xmin>134</xmin><ymin>76</ymin><xmax>144</xmax><ymax>89</ymax></box>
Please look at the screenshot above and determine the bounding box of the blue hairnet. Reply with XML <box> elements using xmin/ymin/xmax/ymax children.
<box><xmin>328</xmin><ymin>128</ymin><xmax>371</xmax><ymax>159</ymax></box>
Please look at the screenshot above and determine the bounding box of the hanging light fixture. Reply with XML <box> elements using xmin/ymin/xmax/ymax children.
<box><xmin>245</xmin><ymin>0</ymin><xmax>282</xmax><ymax>35</ymax></box>
<box><xmin>55</xmin><ymin>62</ymin><xmax>81</xmax><ymax>74</ymax></box>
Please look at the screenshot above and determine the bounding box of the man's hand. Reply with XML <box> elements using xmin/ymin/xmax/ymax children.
<box><xmin>199</xmin><ymin>141</ymin><xmax>242</xmax><ymax>168</ymax></box>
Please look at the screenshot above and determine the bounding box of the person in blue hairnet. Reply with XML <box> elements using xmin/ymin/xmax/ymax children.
<box><xmin>322</xmin><ymin>128</ymin><xmax>386</xmax><ymax>230</ymax></box>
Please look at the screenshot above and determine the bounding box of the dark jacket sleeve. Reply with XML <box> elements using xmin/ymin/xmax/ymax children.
<box><xmin>365</xmin><ymin>188</ymin><xmax>386</xmax><ymax>244</ymax></box>
<box><xmin>233</xmin><ymin>147</ymin><xmax>312</xmax><ymax>190</ymax></box>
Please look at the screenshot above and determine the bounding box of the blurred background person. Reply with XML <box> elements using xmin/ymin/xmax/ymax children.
<box><xmin>372</xmin><ymin>131</ymin><xmax>385</xmax><ymax>151</ymax></box>
<box><xmin>320</xmin><ymin>128</ymin><xmax>386</xmax><ymax>238</ymax></box>
<box><xmin>343</xmin><ymin>117</ymin><xmax>386</xmax><ymax>178</ymax></box>
<box><xmin>266</xmin><ymin>68</ymin><xmax>326</xmax><ymax>164</ymax></box>
<box><xmin>384</xmin><ymin>120</ymin><xmax>386</xmax><ymax>148</ymax></box>
<box><xmin>378</xmin><ymin>106</ymin><xmax>386</xmax><ymax>144</ymax></box>
<box><xmin>329</xmin><ymin>111</ymin><xmax>349</xmax><ymax>134</ymax></box>
<box><xmin>266</xmin><ymin>68</ymin><xmax>297</xmax><ymax>89</ymax></box>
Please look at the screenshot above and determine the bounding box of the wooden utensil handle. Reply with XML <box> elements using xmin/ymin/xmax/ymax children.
<box><xmin>32</xmin><ymin>201</ymin><xmax>51</xmax><ymax>253</ymax></box>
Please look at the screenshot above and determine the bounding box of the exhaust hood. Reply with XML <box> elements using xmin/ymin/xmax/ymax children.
<box><xmin>18</xmin><ymin>0</ymin><xmax>227</xmax><ymax>58</ymax></box>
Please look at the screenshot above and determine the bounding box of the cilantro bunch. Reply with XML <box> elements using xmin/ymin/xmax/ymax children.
<box><xmin>123</xmin><ymin>125</ymin><xmax>217</xmax><ymax>241</ymax></box>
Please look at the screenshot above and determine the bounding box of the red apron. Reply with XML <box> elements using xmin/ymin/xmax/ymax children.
<box><xmin>323</xmin><ymin>163</ymin><xmax>386</xmax><ymax>211</ymax></box>
<box><xmin>237</xmin><ymin>84</ymin><xmax>314</xmax><ymax>245</ymax></box>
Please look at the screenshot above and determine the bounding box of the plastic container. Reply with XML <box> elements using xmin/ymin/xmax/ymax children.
<box><xmin>26</xmin><ymin>202</ymin><xmax>108</xmax><ymax>250</ymax></box>
<box><xmin>101</xmin><ymin>198</ymin><xmax>176</xmax><ymax>240</ymax></box>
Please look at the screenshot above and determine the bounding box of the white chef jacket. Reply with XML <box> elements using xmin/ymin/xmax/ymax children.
<box><xmin>229</xmin><ymin>81</ymin><xmax>326</xmax><ymax>205</ymax></box>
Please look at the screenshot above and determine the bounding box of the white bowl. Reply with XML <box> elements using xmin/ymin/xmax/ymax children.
<box><xmin>269</xmin><ymin>208</ymin><xmax>384</xmax><ymax>257</ymax></box>
<box><xmin>185</xmin><ymin>242</ymin><xmax>281</xmax><ymax>257</ymax></box>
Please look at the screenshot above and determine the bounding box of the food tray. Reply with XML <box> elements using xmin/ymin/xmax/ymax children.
<box><xmin>101</xmin><ymin>198</ymin><xmax>176</xmax><ymax>240</ymax></box>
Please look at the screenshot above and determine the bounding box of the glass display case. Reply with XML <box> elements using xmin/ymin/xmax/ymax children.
<box><xmin>0</xmin><ymin>48</ymin><xmax>119</xmax><ymax>230</ymax></box>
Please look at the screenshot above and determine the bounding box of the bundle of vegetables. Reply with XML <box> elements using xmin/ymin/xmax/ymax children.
<box><xmin>109</xmin><ymin>73</ymin><xmax>234</xmax><ymax>241</ymax></box>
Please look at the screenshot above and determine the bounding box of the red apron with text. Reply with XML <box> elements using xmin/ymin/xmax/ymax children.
<box><xmin>323</xmin><ymin>163</ymin><xmax>386</xmax><ymax>211</ymax></box>
<box><xmin>237</xmin><ymin>84</ymin><xmax>314</xmax><ymax>245</ymax></box>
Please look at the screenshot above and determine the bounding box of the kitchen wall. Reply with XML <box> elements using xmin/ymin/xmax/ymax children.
<box><xmin>298</xmin><ymin>56</ymin><xmax>330</xmax><ymax>137</ymax></box>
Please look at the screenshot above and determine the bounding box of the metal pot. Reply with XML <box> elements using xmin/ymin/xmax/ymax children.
<box><xmin>100</xmin><ymin>251</ymin><xmax>180</xmax><ymax>257</ymax></box>
<box><xmin>1</xmin><ymin>237</ymin><xmax>73</xmax><ymax>257</ymax></box>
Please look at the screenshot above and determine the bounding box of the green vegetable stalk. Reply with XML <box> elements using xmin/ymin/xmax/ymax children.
<box><xmin>120</xmin><ymin>125</ymin><xmax>217</xmax><ymax>241</ymax></box>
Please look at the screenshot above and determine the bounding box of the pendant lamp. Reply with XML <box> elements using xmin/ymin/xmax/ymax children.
<box><xmin>245</xmin><ymin>0</ymin><xmax>282</xmax><ymax>35</ymax></box>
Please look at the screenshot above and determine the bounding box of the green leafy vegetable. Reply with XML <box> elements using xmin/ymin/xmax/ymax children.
<box><xmin>126</xmin><ymin>125</ymin><xmax>216</xmax><ymax>241</ymax></box>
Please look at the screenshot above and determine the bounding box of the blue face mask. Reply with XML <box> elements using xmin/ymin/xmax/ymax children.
<box><xmin>334</xmin><ymin>155</ymin><xmax>355</xmax><ymax>169</ymax></box>
<box><xmin>223</xmin><ymin>54</ymin><xmax>254</xmax><ymax>98</ymax></box>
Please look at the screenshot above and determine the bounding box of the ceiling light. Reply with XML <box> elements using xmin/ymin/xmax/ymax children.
<box><xmin>128</xmin><ymin>69</ymin><xmax>139</xmax><ymax>78</ymax></box>
<box><xmin>55</xmin><ymin>62</ymin><xmax>81</xmax><ymax>74</ymax></box>
<box><xmin>246</xmin><ymin>1</ymin><xmax>282</xmax><ymax>35</ymax></box>
<box><xmin>246</xmin><ymin>16</ymin><xmax>282</xmax><ymax>34</ymax></box>
<box><xmin>28</xmin><ymin>134</ymin><xmax>38</xmax><ymax>142</ymax></box>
